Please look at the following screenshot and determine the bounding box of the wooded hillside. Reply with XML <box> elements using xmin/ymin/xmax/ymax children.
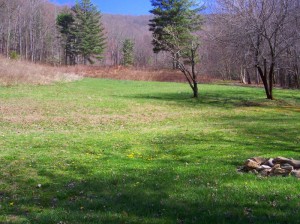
<box><xmin>0</xmin><ymin>0</ymin><xmax>166</xmax><ymax>67</ymax></box>
<box><xmin>0</xmin><ymin>0</ymin><xmax>299</xmax><ymax>89</ymax></box>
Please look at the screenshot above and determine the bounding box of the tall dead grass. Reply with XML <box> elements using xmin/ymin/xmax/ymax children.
<box><xmin>78</xmin><ymin>66</ymin><xmax>217</xmax><ymax>83</ymax></box>
<box><xmin>0</xmin><ymin>56</ymin><xmax>217</xmax><ymax>86</ymax></box>
<box><xmin>0</xmin><ymin>57</ymin><xmax>82</xmax><ymax>86</ymax></box>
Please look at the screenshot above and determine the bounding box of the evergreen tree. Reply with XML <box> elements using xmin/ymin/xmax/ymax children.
<box><xmin>56</xmin><ymin>12</ymin><xmax>76</xmax><ymax>65</ymax></box>
<box><xmin>149</xmin><ymin>0</ymin><xmax>203</xmax><ymax>54</ymax></box>
<box><xmin>72</xmin><ymin>0</ymin><xmax>106</xmax><ymax>64</ymax></box>
<box><xmin>149</xmin><ymin>0</ymin><xmax>204</xmax><ymax>98</ymax></box>
<box><xmin>122</xmin><ymin>39</ymin><xmax>134</xmax><ymax>66</ymax></box>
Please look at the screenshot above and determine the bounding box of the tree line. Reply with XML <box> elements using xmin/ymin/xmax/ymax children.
<box><xmin>0</xmin><ymin>0</ymin><xmax>299</xmax><ymax>98</ymax></box>
<box><xmin>0</xmin><ymin>0</ymin><xmax>147</xmax><ymax>66</ymax></box>
<box><xmin>0</xmin><ymin>0</ymin><xmax>60</xmax><ymax>62</ymax></box>
<box><xmin>203</xmin><ymin>0</ymin><xmax>300</xmax><ymax>94</ymax></box>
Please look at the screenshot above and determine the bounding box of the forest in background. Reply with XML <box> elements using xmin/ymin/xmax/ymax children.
<box><xmin>0</xmin><ymin>0</ymin><xmax>167</xmax><ymax>67</ymax></box>
<box><xmin>0</xmin><ymin>0</ymin><xmax>299</xmax><ymax>89</ymax></box>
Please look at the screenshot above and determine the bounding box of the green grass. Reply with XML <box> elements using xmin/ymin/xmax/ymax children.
<box><xmin>0</xmin><ymin>78</ymin><xmax>299</xmax><ymax>224</ymax></box>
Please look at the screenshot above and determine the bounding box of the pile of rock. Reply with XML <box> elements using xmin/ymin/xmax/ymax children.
<box><xmin>239</xmin><ymin>157</ymin><xmax>300</xmax><ymax>178</ymax></box>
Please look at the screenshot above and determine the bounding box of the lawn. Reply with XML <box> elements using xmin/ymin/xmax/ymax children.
<box><xmin>0</xmin><ymin>78</ymin><xmax>299</xmax><ymax>223</ymax></box>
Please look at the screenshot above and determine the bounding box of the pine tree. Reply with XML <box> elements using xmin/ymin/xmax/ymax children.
<box><xmin>72</xmin><ymin>0</ymin><xmax>106</xmax><ymax>64</ymax></box>
<box><xmin>56</xmin><ymin>12</ymin><xmax>76</xmax><ymax>65</ymax></box>
<box><xmin>122</xmin><ymin>39</ymin><xmax>134</xmax><ymax>66</ymax></box>
<box><xmin>149</xmin><ymin>0</ymin><xmax>204</xmax><ymax>98</ymax></box>
<box><xmin>149</xmin><ymin>0</ymin><xmax>203</xmax><ymax>53</ymax></box>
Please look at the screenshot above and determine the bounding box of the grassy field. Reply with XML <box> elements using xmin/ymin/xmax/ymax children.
<box><xmin>0</xmin><ymin>78</ymin><xmax>299</xmax><ymax>223</ymax></box>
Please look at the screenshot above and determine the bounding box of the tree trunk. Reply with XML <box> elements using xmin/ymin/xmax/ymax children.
<box><xmin>172</xmin><ymin>52</ymin><xmax>179</xmax><ymax>69</ymax></box>
<box><xmin>295</xmin><ymin>66</ymin><xmax>299</xmax><ymax>89</ymax></box>
<box><xmin>278</xmin><ymin>68</ymin><xmax>285</xmax><ymax>88</ymax></box>
<box><xmin>241</xmin><ymin>67</ymin><xmax>247</xmax><ymax>84</ymax></box>
<box><xmin>256</xmin><ymin>69</ymin><xmax>260</xmax><ymax>84</ymax></box>
<box><xmin>191</xmin><ymin>50</ymin><xmax>198</xmax><ymax>98</ymax></box>
<box><xmin>246</xmin><ymin>69</ymin><xmax>251</xmax><ymax>84</ymax></box>
<box><xmin>6</xmin><ymin>12</ymin><xmax>11</xmax><ymax>57</ymax></box>
<box><xmin>65</xmin><ymin>47</ymin><xmax>68</xmax><ymax>65</ymax></box>
<box><xmin>193</xmin><ymin>82</ymin><xmax>198</xmax><ymax>98</ymax></box>
<box><xmin>257</xmin><ymin>61</ymin><xmax>275</xmax><ymax>100</ymax></box>
<box><xmin>268</xmin><ymin>62</ymin><xmax>274</xmax><ymax>100</ymax></box>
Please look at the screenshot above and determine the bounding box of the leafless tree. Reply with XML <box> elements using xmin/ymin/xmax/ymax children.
<box><xmin>0</xmin><ymin>2</ymin><xmax>174</xmax><ymax>68</ymax></box>
<box><xmin>0</xmin><ymin>0</ymin><xmax>61</xmax><ymax>63</ymax></box>
<box><xmin>211</xmin><ymin>0</ymin><xmax>300</xmax><ymax>98</ymax></box>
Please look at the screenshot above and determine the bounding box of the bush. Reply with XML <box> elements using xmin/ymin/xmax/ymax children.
<box><xmin>9</xmin><ymin>51</ymin><xmax>20</xmax><ymax>60</ymax></box>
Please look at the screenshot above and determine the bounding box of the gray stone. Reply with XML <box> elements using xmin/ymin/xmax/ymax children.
<box><xmin>259</xmin><ymin>169</ymin><xmax>272</xmax><ymax>177</ymax></box>
<box><xmin>263</xmin><ymin>158</ymin><xmax>274</xmax><ymax>167</ymax></box>
<box><xmin>273</xmin><ymin>157</ymin><xmax>300</xmax><ymax>169</ymax></box>
<box><xmin>281</xmin><ymin>163</ymin><xmax>294</xmax><ymax>171</ymax></box>
<box><xmin>291</xmin><ymin>170</ymin><xmax>300</xmax><ymax>178</ymax></box>
<box><xmin>256</xmin><ymin>165</ymin><xmax>271</xmax><ymax>171</ymax></box>
<box><xmin>271</xmin><ymin>167</ymin><xmax>291</xmax><ymax>176</ymax></box>
<box><xmin>273</xmin><ymin>156</ymin><xmax>291</xmax><ymax>164</ymax></box>
<box><xmin>239</xmin><ymin>157</ymin><xmax>300</xmax><ymax>178</ymax></box>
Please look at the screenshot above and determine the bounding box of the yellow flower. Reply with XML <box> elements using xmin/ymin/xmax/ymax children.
<box><xmin>9</xmin><ymin>202</ymin><xmax>14</xmax><ymax>206</ymax></box>
<box><xmin>127</xmin><ymin>153</ymin><xmax>135</xmax><ymax>159</ymax></box>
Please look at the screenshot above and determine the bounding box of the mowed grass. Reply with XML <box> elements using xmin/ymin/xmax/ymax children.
<box><xmin>0</xmin><ymin>78</ymin><xmax>299</xmax><ymax>224</ymax></box>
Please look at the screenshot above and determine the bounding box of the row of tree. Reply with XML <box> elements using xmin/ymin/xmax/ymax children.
<box><xmin>150</xmin><ymin>0</ymin><xmax>300</xmax><ymax>98</ymax></box>
<box><xmin>202</xmin><ymin>0</ymin><xmax>300</xmax><ymax>94</ymax></box>
<box><xmin>0</xmin><ymin>0</ymin><xmax>299</xmax><ymax>98</ymax></box>
<box><xmin>0</xmin><ymin>0</ymin><xmax>60</xmax><ymax>62</ymax></box>
<box><xmin>0</xmin><ymin>0</ymin><xmax>146</xmax><ymax>66</ymax></box>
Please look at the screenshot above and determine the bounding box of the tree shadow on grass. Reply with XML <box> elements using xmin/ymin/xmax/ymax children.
<box><xmin>2</xmin><ymin>85</ymin><xmax>299</xmax><ymax>223</ymax></box>
<box><xmin>121</xmin><ymin>88</ymin><xmax>299</xmax><ymax>110</ymax></box>
<box><xmin>216</xmin><ymin>113</ymin><xmax>300</xmax><ymax>155</ymax></box>
<box><xmin>1</xmin><ymin>126</ymin><xmax>300</xmax><ymax>223</ymax></box>
<box><xmin>3</xmin><ymin>160</ymin><xmax>300</xmax><ymax>224</ymax></box>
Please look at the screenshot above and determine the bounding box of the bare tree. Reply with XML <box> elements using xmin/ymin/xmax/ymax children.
<box><xmin>0</xmin><ymin>0</ymin><xmax>61</xmax><ymax>63</ymax></box>
<box><xmin>213</xmin><ymin>0</ymin><xmax>300</xmax><ymax>98</ymax></box>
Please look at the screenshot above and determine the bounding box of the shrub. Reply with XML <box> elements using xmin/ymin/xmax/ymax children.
<box><xmin>9</xmin><ymin>51</ymin><xmax>20</xmax><ymax>60</ymax></box>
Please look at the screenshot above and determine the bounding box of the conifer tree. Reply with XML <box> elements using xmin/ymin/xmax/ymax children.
<box><xmin>57</xmin><ymin>12</ymin><xmax>76</xmax><ymax>65</ymax></box>
<box><xmin>72</xmin><ymin>0</ymin><xmax>106</xmax><ymax>64</ymax></box>
<box><xmin>122</xmin><ymin>39</ymin><xmax>134</xmax><ymax>66</ymax></box>
<box><xmin>149</xmin><ymin>0</ymin><xmax>204</xmax><ymax>98</ymax></box>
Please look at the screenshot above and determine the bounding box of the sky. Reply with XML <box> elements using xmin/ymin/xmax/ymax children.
<box><xmin>50</xmin><ymin>0</ymin><xmax>152</xmax><ymax>15</ymax></box>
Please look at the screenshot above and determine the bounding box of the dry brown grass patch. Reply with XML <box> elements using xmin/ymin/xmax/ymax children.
<box><xmin>75</xmin><ymin>66</ymin><xmax>217</xmax><ymax>83</ymax></box>
<box><xmin>0</xmin><ymin>56</ymin><xmax>82</xmax><ymax>86</ymax></box>
<box><xmin>0</xmin><ymin>55</ymin><xmax>217</xmax><ymax>85</ymax></box>
<box><xmin>0</xmin><ymin>98</ymin><xmax>172</xmax><ymax>130</ymax></box>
